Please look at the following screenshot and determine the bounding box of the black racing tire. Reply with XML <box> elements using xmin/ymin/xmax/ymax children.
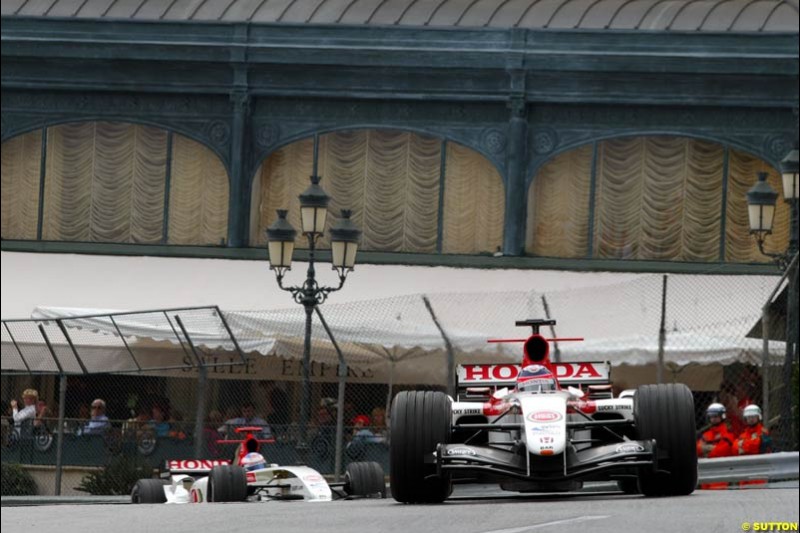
<box><xmin>208</xmin><ymin>464</ymin><xmax>248</xmax><ymax>502</ymax></box>
<box><xmin>345</xmin><ymin>461</ymin><xmax>386</xmax><ymax>498</ymax></box>
<box><xmin>131</xmin><ymin>478</ymin><xmax>168</xmax><ymax>504</ymax></box>
<box><xmin>389</xmin><ymin>390</ymin><xmax>452</xmax><ymax>503</ymax></box>
<box><xmin>634</xmin><ymin>383</ymin><xmax>698</xmax><ymax>497</ymax></box>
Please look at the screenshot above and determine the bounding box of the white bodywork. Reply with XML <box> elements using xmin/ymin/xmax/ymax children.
<box><xmin>452</xmin><ymin>391</ymin><xmax>634</xmax><ymax>457</ymax></box>
<box><xmin>161</xmin><ymin>464</ymin><xmax>333</xmax><ymax>504</ymax></box>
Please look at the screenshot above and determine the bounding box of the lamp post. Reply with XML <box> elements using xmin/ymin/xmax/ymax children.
<box><xmin>746</xmin><ymin>142</ymin><xmax>799</xmax><ymax>450</ymax></box>
<box><xmin>266</xmin><ymin>175</ymin><xmax>361</xmax><ymax>455</ymax></box>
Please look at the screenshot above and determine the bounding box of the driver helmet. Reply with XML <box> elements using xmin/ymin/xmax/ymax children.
<box><xmin>240</xmin><ymin>452</ymin><xmax>267</xmax><ymax>472</ymax></box>
<box><xmin>706</xmin><ymin>403</ymin><xmax>726</xmax><ymax>422</ymax></box>
<box><xmin>516</xmin><ymin>365</ymin><xmax>558</xmax><ymax>393</ymax></box>
<box><xmin>742</xmin><ymin>404</ymin><xmax>762</xmax><ymax>424</ymax></box>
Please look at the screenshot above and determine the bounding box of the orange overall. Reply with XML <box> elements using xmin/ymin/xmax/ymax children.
<box><xmin>697</xmin><ymin>422</ymin><xmax>734</xmax><ymax>489</ymax></box>
<box><xmin>734</xmin><ymin>423</ymin><xmax>773</xmax><ymax>487</ymax></box>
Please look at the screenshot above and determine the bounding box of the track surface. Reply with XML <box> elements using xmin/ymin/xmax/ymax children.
<box><xmin>2</xmin><ymin>487</ymin><xmax>797</xmax><ymax>533</ymax></box>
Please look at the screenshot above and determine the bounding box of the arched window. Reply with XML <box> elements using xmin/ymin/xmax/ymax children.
<box><xmin>1</xmin><ymin>122</ymin><xmax>229</xmax><ymax>245</ymax></box>
<box><xmin>527</xmin><ymin>136</ymin><xmax>788</xmax><ymax>262</ymax></box>
<box><xmin>251</xmin><ymin>130</ymin><xmax>504</xmax><ymax>255</ymax></box>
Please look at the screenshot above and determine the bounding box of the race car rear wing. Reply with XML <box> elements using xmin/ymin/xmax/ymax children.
<box><xmin>162</xmin><ymin>459</ymin><xmax>231</xmax><ymax>477</ymax></box>
<box><xmin>456</xmin><ymin>362</ymin><xmax>611</xmax><ymax>400</ymax></box>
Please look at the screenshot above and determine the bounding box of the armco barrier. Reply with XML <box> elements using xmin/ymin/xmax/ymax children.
<box><xmin>698</xmin><ymin>452</ymin><xmax>800</xmax><ymax>484</ymax></box>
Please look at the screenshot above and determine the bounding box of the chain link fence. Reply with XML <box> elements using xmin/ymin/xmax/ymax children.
<box><xmin>2</xmin><ymin>267</ymin><xmax>797</xmax><ymax>496</ymax></box>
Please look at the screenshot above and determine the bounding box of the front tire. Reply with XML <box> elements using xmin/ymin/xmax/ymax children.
<box><xmin>389</xmin><ymin>390</ymin><xmax>452</xmax><ymax>503</ymax></box>
<box><xmin>345</xmin><ymin>461</ymin><xmax>386</xmax><ymax>498</ymax></box>
<box><xmin>131</xmin><ymin>479</ymin><xmax>167</xmax><ymax>504</ymax></box>
<box><xmin>634</xmin><ymin>383</ymin><xmax>697</xmax><ymax>497</ymax></box>
<box><xmin>208</xmin><ymin>464</ymin><xmax>248</xmax><ymax>502</ymax></box>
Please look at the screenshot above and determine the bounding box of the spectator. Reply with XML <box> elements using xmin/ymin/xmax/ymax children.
<box><xmin>168</xmin><ymin>410</ymin><xmax>187</xmax><ymax>439</ymax></box>
<box><xmin>35</xmin><ymin>399</ymin><xmax>52</xmax><ymax>430</ymax></box>
<box><xmin>10</xmin><ymin>389</ymin><xmax>38</xmax><ymax>436</ymax></box>
<box><xmin>218</xmin><ymin>401</ymin><xmax>272</xmax><ymax>439</ymax></box>
<box><xmin>204</xmin><ymin>410</ymin><xmax>224</xmax><ymax>457</ymax></box>
<box><xmin>350</xmin><ymin>414</ymin><xmax>381</xmax><ymax>443</ymax></box>
<box><xmin>370</xmin><ymin>407</ymin><xmax>388</xmax><ymax>443</ymax></box>
<box><xmin>123</xmin><ymin>406</ymin><xmax>150</xmax><ymax>439</ymax></box>
<box><xmin>697</xmin><ymin>402</ymin><xmax>734</xmax><ymax>490</ymax></box>
<box><xmin>82</xmin><ymin>399</ymin><xmax>110</xmax><ymax>435</ymax></box>
<box><xmin>264</xmin><ymin>383</ymin><xmax>290</xmax><ymax>433</ymax></box>
<box><xmin>150</xmin><ymin>404</ymin><xmax>171</xmax><ymax>438</ymax></box>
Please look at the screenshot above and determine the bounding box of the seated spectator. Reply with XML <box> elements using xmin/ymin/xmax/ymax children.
<box><xmin>218</xmin><ymin>401</ymin><xmax>272</xmax><ymax>439</ymax></box>
<box><xmin>168</xmin><ymin>410</ymin><xmax>187</xmax><ymax>439</ymax></box>
<box><xmin>123</xmin><ymin>406</ymin><xmax>150</xmax><ymax>439</ymax></box>
<box><xmin>82</xmin><ymin>399</ymin><xmax>110</xmax><ymax>435</ymax></box>
<box><xmin>35</xmin><ymin>400</ymin><xmax>52</xmax><ymax>429</ymax></box>
<box><xmin>150</xmin><ymin>404</ymin><xmax>171</xmax><ymax>438</ymax></box>
<box><xmin>350</xmin><ymin>414</ymin><xmax>382</xmax><ymax>443</ymax></box>
<box><xmin>370</xmin><ymin>407</ymin><xmax>388</xmax><ymax>443</ymax></box>
<box><xmin>10</xmin><ymin>389</ymin><xmax>38</xmax><ymax>437</ymax></box>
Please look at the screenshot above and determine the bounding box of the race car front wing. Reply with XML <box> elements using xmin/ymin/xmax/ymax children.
<box><xmin>434</xmin><ymin>439</ymin><xmax>656</xmax><ymax>483</ymax></box>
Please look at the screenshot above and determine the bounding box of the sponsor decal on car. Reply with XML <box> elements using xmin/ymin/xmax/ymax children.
<box><xmin>446</xmin><ymin>447</ymin><xmax>478</xmax><ymax>456</ymax></box>
<box><xmin>168</xmin><ymin>459</ymin><xmax>231</xmax><ymax>471</ymax></box>
<box><xmin>615</xmin><ymin>443</ymin><xmax>645</xmax><ymax>454</ymax></box>
<box><xmin>528</xmin><ymin>423</ymin><xmax>561</xmax><ymax>433</ymax></box>
<box><xmin>597</xmin><ymin>403</ymin><xmax>633</xmax><ymax>411</ymax></box>
<box><xmin>453</xmin><ymin>408</ymin><xmax>482</xmax><ymax>415</ymax></box>
<box><xmin>304</xmin><ymin>474</ymin><xmax>325</xmax><ymax>483</ymax></box>
<box><xmin>527</xmin><ymin>411</ymin><xmax>563</xmax><ymax>422</ymax></box>
<box><xmin>539</xmin><ymin>436</ymin><xmax>554</xmax><ymax>444</ymax></box>
<box><xmin>246</xmin><ymin>472</ymin><xmax>257</xmax><ymax>483</ymax></box>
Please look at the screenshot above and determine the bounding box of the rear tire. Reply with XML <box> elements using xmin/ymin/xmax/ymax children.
<box><xmin>345</xmin><ymin>461</ymin><xmax>386</xmax><ymax>498</ymax></box>
<box><xmin>208</xmin><ymin>464</ymin><xmax>248</xmax><ymax>502</ymax></box>
<box><xmin>389</xmin><ymin>390</ymin><xmax>452</xmax><ymax>503</ymax></box>
<box><xmin>131</xmin><ymin>479</ymin><xmax>167</xmax><ymax>504</ymax></box>
<box><xmin>634</xmin><ymin>383</ymin><xmax>697</xmax><ymax>497</ymax></box>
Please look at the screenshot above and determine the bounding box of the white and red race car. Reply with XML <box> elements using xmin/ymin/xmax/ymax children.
<box><xmin>389</xmin><ymin>319</ymin><xmax>697</xmax><ymax>503</ymax></box>
<box><xmin>131</xmin><ymin>427</ymin><xmax>385</xmax><ymax>504</ymax></box>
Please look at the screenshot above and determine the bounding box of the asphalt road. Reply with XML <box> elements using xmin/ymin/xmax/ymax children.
<box><xmin>2</xmin><ymin>487</ymin><xmax>797</xmax><ymax>533</ymax></box>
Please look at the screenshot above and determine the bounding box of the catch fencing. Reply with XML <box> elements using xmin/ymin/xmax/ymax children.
<box><xmin>1</xmin><ymin>267</ymin><xmax>797</xmax><ymax>496</ymax></box>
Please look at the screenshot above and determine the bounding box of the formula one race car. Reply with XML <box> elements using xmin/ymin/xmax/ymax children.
<box><xmin>132</xmin><ymin>427</ymin><xmax>385</xmax><ymax>503</ymax></box>
<box><xmin>389</xmin><ymin>319</ymin><xmax>697</xmax><ymax>503</ymax></box>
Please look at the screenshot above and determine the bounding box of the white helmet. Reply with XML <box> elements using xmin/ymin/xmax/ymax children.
<box><xmin>742</xmin><ymin>404</ymin><xmax>762</xmax><ymax>422</ymax></box>
<box><xmin>240</xmin><ymin>452</ymin><xmax>267</xmax><ymax>472</ymax></box>
<box><xmin>706</xmin><ymin>403</ymin><xmax>726</xmax><ymax>421</ymax></box>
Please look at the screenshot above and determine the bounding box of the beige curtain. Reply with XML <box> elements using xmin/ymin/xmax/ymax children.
<box><xmin>252</xmin><ymin>130</ymin><xmax>447</xmax><ymax>253</ymax></box>
<box><xmin>725</xmin><ymin>149</ymin><xmax>789</xmax><ymax>262</ymax></box>
<box><xmin>41</xmin><ymin>122</ymin><xmax>168</xmax><ymax>243</ymax></box>
<box><xmin>441</xmin><ymin>142</ymin><xmax>505</xmax><ymax>254</ymax></box>
<box><xmin>592</xmin><ymin>137</ymin><xmax>725</xmax><ymax>261</ymax></box>
<box><xmin>526</xmin><ymin>144</ymin><xmax>592</xmax><ymax>258</ymax></box>
<box><xmin>168</xmin><ymin>134</ymin><xmax>230</xmax><ymax>245</ymax></box>
<box><xmin>1</xmin><ymin>130</ymin><xmax>42</xmax><ymax>240</ymax></box>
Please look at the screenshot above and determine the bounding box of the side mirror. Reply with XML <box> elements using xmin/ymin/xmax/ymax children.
<box><xmin>493</xmin><ymin>387</ymin><xmax>509</xmax><ymax>399</ymax></box>
<box><xmin>567</xmin><ymin>386</ymin><xmax>584</xmax><ymax>399</ymax></box>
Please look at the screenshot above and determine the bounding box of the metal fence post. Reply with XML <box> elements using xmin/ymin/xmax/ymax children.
<box><xmin>174</xmin><ymin>315</ymin><xmax>208</xmax><ymax>459</ymax></box>
<box><xmin>314</xmin><ymin>307</ymin><xmax>347</xmax><ymax>482</ymax></box>
<box><xmin>54</xmin><ymin>374</ymin><xmax>67</xmax><ymax>496</ymax></box>
<box><xmin>657</xmin><ymin>275</ymin><xmax>668</xmax><ymax>384</ymax></box>
<box><xmin>762</xmin><ymin>302</ymin><xmax>771</xmax><ymax>425</ymax></box>
<box><xmin>423</xmin><ymin>296</ymin><xmax>455</xmax><ymax>397</ymax></box>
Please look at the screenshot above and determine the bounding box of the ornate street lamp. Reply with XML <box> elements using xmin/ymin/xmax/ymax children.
<box><xmin>266</xmin><ymin>175</ymin><xmax>361</xmax><ymax>454</ymax></box>
<box><xmin>746</xmin><ymin>143</ymin><xmax>799</xmax><ymax>451</ymax></box>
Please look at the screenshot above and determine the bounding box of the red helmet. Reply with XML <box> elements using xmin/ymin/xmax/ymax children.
<box><xmin>516</xmin><ymin>365</ymin><xmax>558</xmax><ymax>393</ymax></box>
